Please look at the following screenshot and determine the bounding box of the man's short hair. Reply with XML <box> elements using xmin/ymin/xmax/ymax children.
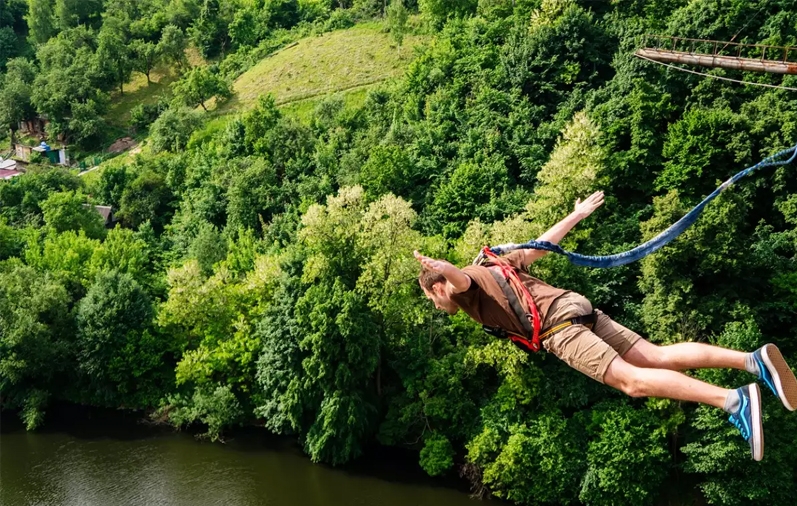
<box><xmin>419</xmin><ymin>267</ymin><xmax>446</xmax><ymax>292</ymax></box>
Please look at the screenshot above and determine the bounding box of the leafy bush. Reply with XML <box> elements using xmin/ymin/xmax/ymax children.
<box><xmin>148</xmin><ymin>107</ymin><xmax>202</xmax><ymax>153</ymax></box>
<box><xmin>130</xmin><ymin>99</ymin><xmax>169</xmax><ymax>132</ymax></box>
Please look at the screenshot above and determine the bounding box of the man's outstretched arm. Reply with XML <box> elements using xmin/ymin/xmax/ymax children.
<box><xmin>414</xmin><ymin>250</ymin><xmax>471</xmax><ymax>293</ymax></box>
<box><xmin>520</xmin><ymin>190</ymin><xmax>605</xmax><ymax>265</ymax></box>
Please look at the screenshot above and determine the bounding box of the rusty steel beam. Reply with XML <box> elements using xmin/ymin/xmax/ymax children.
<box><xmin>636</xmin><ymin>48</ymin><xmax>797</xmax><ymax>75</ymax></box>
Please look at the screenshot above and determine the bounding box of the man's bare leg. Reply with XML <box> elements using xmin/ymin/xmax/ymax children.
<box><xmin>622</xmin><ymin>338</ymin><xmax>746</xmax><ymax>372</ymax></box>
<box><xmin>603</xmin><ymin>354</ymin><xmax>730</xmax><ymax>408</ymax></box>
<box><xmin>622</xmin><ymin>338</ymin><xmax>797</xmax><ymax>412</ymax></box>
<box><xmin>603</xmin><ymin>354</ymin><xmax>764</xmax><ymax>460</ymax></box>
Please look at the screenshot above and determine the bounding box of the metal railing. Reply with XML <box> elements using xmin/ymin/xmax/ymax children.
<box><xmin>642</xmin><ymin>34</ymin><xmax>797</xmax><ymax>64</ymax></box>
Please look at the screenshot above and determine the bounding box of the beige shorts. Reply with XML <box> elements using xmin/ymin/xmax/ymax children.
<box><xmin>541</xmin><ymin>293</ymin><xmax>642</xmax><ymax>383</ymax></box>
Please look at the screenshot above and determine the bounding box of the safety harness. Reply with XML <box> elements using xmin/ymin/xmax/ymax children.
<box><xmin>477</xmin><ymin>246</ymin><xmax>596</xmax><ymax>354</ymax></box>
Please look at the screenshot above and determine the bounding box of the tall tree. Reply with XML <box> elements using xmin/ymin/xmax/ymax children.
<box><xmin>118</xmin><ymin>169</ymin><xmax>174</xmax><ymax>230</ymax></box>
<box><xmin>76</xmin><ymin>270</ymin><xmax>162</xmax><ymax>407</ymax></box>
<box><xmin>54</xmin><ymin>0</ymin><xmax>103</xmax><ymax>30</ymax></box>
<box><xmin>130</xmin><ymin>39</ymin><xmax>160</xmax><ymax>84</ymax></box>
<box><xmin>0</xmin><ymin>26</ymin><xmax>17</xmax><ymax>65</ymax></box>
<box><xmin>0</xmin><ymin>264</ymin><xmax>72</xmax><ymax>430</ymax></box>
<box><xmin>171</xmin><ymin>66</ymin><xmax>232</xmax><ymax>111</ymax></box>
<box><xmin>30</xmin><ymin>27</ymin><xmax>109</xmax><ymax>144</ymax></box>
<box><xmin>0</xmin><ymin>58</ymin><xmax>36</xmax><ymax>144</ymax></box>
<box><xmin>0</xmin><ymin>0</ymin><xmax>27</xmax><ymax>31</ymax></box>
<box><xmin>387</xmin><ymin>0</ymin><xmax>409</xmax><ymax>52</ymax></box>
<box><xmin>294</xmin><ymin>187</ymin><xmax>381</xmax><ymax>464</ymax></box>
<box><xmin>148</xmin><ymin>106</ymin><xmax>202</xmax><ymax>152</ymax></box>
<box><xmin>97</xmin><ymin>16</ymin><xmax>133</xmax><ymax>94</ymax></box>
<box><xmin>40</xmin><ymin>190</ymin><xmax>107</xmax><ymax>240</ymax></box>
<box><xmin>158</xmin><ymin>24</ymin><xmax>188</xmax><ymax>71</ymax></box>
<box><xmin>25</xmin><ymin>0</ymin><xmax>56</xmax><ymax>44</ymax></box>
<box><xmin>189</xmin><ymin>0</ymin><xmax>236</xmax><ymax>58</ymax></box>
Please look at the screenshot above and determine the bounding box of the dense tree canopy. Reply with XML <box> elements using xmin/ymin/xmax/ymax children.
<box><xmin>3</xmin><ymin>1</ymin><xmax>797</xmax><ymax>505</ymax></box>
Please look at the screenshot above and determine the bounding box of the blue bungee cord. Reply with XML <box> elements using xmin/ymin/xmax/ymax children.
<box><xmin>475</xmin><ymin>144</ymin><xmax>797</xmax><ymax>268</ymax></box>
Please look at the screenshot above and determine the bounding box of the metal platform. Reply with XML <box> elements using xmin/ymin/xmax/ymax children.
<box><xmin>635</xmin><ymin>35</ymin><xmax>797</xmax><ymax>75</ymax></box>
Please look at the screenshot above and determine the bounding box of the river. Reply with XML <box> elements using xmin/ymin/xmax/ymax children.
<box><xmin>0</xmin><ymin>405</ymin><xmax>486</xmax><ymax>506</ymax></box>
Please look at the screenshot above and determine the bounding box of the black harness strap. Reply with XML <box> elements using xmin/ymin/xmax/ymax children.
<box><xmin>486</xmin><ymin>268</ymin><xmax>533</xmax><ymax>337</ymax></box>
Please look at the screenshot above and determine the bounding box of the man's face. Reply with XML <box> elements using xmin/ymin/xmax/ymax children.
<box><xmin>421</xmin><ymin>282</ymin><xmax>459</xmax><ymax>315</ymax></box>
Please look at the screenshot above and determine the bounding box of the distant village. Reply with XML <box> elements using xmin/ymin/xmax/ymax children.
<box><xmin>1</xmin><ymin>116</ymin><xmax>70</xmax><ymax>179</ymax></box>
<box><xmin>1</xmin><ymin>117</ymin><xmax>118</xmax><ymax>228</ymax></box>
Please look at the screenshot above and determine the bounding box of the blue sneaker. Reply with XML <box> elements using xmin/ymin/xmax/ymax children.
<box><xmin>752</xmin><ymin>344</ymin><xmax>797</xmax><ymax>411</ymax></box>
<box><xmin>728</xmin><ymin>384</ymin><xmax>763</xmax><ymax>461</ymax></box>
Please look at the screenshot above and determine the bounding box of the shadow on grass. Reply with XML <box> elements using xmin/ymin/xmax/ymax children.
<box><xmin>106</xmin><ymin>68</ymin><xmax>179</xmax><ymax>127</ymax></box>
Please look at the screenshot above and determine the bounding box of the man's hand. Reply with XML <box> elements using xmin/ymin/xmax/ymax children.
<box><xmin>573</xmin><ymin>191</ymin><xmax>604</xmax><ymax>219</ymax></box>
<box><xmin>414</xmin><ymin>250</ymin><xmax>471</xmax><ymax>293</ymax></box>
<box><xmin>529</xmin><ymin>191</ymin><xmax>606</xmax><ymax>266</ymax></box>
<box><xmin>414</xmin><ymin>250</ymin><xmax>451</xmax><ymax>273</ymax></box>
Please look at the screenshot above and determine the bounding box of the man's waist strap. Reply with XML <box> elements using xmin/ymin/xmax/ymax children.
<box><xmin>539</xmin><ymin>311</ymin><xmax>597</xmax><ymax>340</ymax></box>
<box><xmin>482</xmin><ymin>312</ymin><xmax>597</xmax><ymax>353</ymax></box>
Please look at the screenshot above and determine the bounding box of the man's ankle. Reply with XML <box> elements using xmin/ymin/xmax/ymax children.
<box><xmin>745</xmin><ymin>352</ymin><xmax>760</xmax><ymax>376</ymax></box>
<box><xmin>724</xmin><ymin>388</ymin><xmax>741</xmax><ymax>414</ymax></box>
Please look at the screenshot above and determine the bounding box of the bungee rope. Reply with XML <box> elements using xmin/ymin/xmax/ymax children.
<box><xmin>474</xmin><ymin>143</ymin><xmax>797</xmax><ymax>268</ymax></box>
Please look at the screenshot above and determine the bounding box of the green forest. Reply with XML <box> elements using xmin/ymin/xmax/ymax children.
<box><xmin>2</xmin><ymin>0</ymin><xmax>797</xmax><ymax>504</ymax></box>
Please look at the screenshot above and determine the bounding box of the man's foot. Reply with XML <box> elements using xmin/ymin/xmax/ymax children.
<box><xmin>752</xmin><ymin>344</ymin><xmax>797</xmax><ymax>411</ymax></box>
<box><xmin>728</xmin><ymin>384</ymin><xmax>764</xmax><ymax>461</ymax></box>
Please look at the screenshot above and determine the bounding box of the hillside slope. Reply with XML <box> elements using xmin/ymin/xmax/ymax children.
<box><xmin>218</xmin><ymin>23</ymin><xmax>427</xmax><ymax>112</ymax></box>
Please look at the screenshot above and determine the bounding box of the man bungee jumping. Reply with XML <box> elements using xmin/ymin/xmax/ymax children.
<box><xmin>414</xmin><ymin>191</ymin><xmax>797</xmax><ymax>461</ymax></box>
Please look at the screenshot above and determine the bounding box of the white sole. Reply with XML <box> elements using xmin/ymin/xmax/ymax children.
<box><xmin>762</xmin><ymin>344</ymin><xmax>797</xmax><ymax>411</ymax></box>
<box><xmin>749</xmin><ymin>383</ymin><xmax>764</xmax><ymax>462</ymax></box>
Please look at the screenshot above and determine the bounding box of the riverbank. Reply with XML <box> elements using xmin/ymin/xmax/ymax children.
<box><xmin>1</xmin><ymin>403</ymin><xmax>484</xmax><ymax>506</ymax></box>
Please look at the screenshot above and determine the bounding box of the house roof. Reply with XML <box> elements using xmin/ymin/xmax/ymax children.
<box><xmin>94</xmin><ymin>205</ymin><xmax>113</xmax><ymax>222</ymax></box>
<box><xmin>82</xmin><ymin>204</ymin><xmax>114</xmax><ymax>223</ymax></box>
<box><xmin>0</xmin><ymin>169</ymin><xmax>22</xmax><ymax>180</ymax></box>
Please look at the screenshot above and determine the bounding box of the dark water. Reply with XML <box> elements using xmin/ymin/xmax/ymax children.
<box><xmin>0</xmin><ymin>406</ymin><xmax>485</xmax><ymax>506</ymax></box>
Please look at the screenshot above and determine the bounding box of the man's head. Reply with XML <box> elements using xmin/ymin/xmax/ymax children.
<box><xmin>418</xmin><ymin>267</ymin><xmax>459</xmax><ymax>315</ymax></box>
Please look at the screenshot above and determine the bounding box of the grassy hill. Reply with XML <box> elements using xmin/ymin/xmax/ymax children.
<box><xmin>90</xmin><ymin>21</ymin><xmax>427</xmax><ymax>171</ymax></box>
<box><xmin>217</xmin><ymin>22</ymin><xmax>426</xmax><ymax>113</ymax></box>
<box><xmin>105</xmin><ymin>21</ymin><xmax>426</xmax><ymax>128</ymax></box>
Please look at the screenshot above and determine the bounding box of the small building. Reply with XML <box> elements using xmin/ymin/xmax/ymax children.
<box><xmin>83</xmin><ymin>204</ymin><xmax>117</xmax><ymax>228</ymax></box>
<box><xmin>14</xmin><ymin>142</ymin><xmax>69</xmax><ymax>165</ymax></box>
<box><xmin>18</xmin><ymin>116</ymin><xmax>49</xmax><ymax>136</ymax></box>
<box><xmin>0</xmin><ymin>158</ymin><xmax>22</xmax><ymax>180</ymax></box>
<box><xmin>95</xmin><ymin>205</ymin><xmax>115</xmax><ymax>226</ymax></box>
<box><xmin>0</xmin><ymin>169</ymin><xmax>22</xmax><ymax>180</ymax></box>
<box><xmin>32</xmin><ymin>142</ymin><xmax>60</xmax><ymax>164</ymax></box>
<box><xmin>14</xmin><ymin>143</ymin><xmax>32</xmax><ymax>161</ymax></box>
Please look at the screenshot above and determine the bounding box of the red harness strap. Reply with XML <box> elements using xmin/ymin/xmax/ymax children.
<box><xmin>481</xmin><ymin>246</ymin><xmax>542</xmax><ymax>352</ymax></box>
